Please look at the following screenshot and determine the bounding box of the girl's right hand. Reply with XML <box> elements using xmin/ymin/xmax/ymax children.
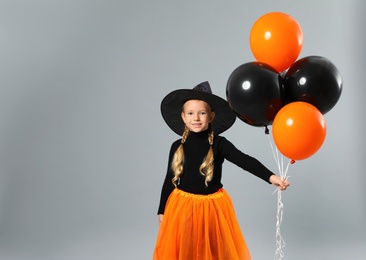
<box><xmin>158</xmin><ymin>214</ymin><xmax>164</xmax><ymax>224</ymax></box>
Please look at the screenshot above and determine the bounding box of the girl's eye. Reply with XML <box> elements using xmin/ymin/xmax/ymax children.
<box><xmin>185</xmin><ymin>111</ymin><xmax>207</xmax><ymax>116</ymax></box>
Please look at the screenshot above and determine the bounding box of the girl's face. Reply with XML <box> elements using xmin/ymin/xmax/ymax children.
<box><xmin>181</xmin><ymin>100</ymin><xmax>215</xmax><ymax>133</ymax></box>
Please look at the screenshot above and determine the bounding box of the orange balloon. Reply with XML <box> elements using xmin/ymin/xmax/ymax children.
<box><xmin>250</xmin><ymin>12</ymin><xmax>303</xmax><ymax>72</ymax></box>
<box><xmin>272</xmin><ymin>102</ymin><xmax>326</xmax><ymax>160</ymax></box>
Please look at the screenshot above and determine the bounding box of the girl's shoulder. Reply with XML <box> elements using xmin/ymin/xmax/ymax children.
<box><xmin>167</xmin><ymin>139</ymin><xmax>182</xmax><ymax>157</ymax></box>
<box><xmin>214</xmin><ymin>134</ymin><xmax>228</xmax><ymax>143</ymax></box>
<box><xmin>170</xmin><ymin>138</ymin><xmax>182</xmax><ymax>149</ymax></box>
<box><xmin>214</xmin><ymin>135</ymin><xmax>235</xmax><ymax>148</ymax></box>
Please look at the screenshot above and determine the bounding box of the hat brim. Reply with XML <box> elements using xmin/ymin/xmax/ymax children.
<box><xmin>161</xmin><ymin>89</ymin><xmax>236</xmax><ymax>135</ymax></box>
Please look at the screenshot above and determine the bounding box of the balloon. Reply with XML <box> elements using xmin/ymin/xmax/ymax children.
<box><xmin>283</xmin><ymin>56</ymin><xmax>343</xmax><ymax>114</ymax></box>
<box><xmin>226</xmin><ymin>62</ymin><xmax>284</xmax><ymax>127</ymax></box>
<box><xmin>272</xmin><ymin>102</ymin><xmax>326</xmax><ymax>160</ymax></box>
<box><xmin>250</xmin><ymin>12</ymin><xmax>303</xmax><ymax>72</ymax></box>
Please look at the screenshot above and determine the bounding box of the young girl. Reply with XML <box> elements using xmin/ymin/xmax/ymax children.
<box><xmin>153</xmin><ymin>81</ymin><xmax>290</xmax><ymax>260</ymax></box>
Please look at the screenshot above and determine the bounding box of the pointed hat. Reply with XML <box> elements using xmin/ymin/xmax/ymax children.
<box><xmin>161</xmin><ymin>81</ymin><xmax>236</xmax><ymax>135</ymax></box>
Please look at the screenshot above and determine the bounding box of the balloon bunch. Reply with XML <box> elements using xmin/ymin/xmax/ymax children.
<box><xmin>226</xmin><ymin>12</ymin><xmax>342</xmax><ymax>161</ymax></box>
<box><xmin>226</xmin><ymin>12</ymin><xmax>343</xmax><ymax>260</ymax></box>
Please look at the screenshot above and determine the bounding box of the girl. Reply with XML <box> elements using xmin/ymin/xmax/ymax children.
<box><xmin>154</xmin><ymin>81</ymin><xmax>289</xmax><ymax>260</ymax></box>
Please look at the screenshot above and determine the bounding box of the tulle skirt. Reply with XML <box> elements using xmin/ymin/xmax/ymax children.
<box><xmin>153</xmin><ymin>188</ymin><xmax>251</xmax><ymax>260</ymax></box>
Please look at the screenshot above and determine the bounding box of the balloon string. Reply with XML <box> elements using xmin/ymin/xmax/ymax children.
<box><xmin>267</xmin><ymin>133</ymin><xmax>290</xmax><ymax>260</ymax></box>
<box><xmin>267</xmin><ymin>134</ymin><xmax>281</xmax><ymax>174</ymax></box>
<box><xmin>275</xmin><ymin>190</ymin><xmax>286</xmax><ymax>260</ymax></box>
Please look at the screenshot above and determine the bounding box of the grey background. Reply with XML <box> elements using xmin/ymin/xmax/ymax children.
<box><xmin>0</xmin><ymin>0</ymin><xmax>365</xmax><ymax>259</ymax></box>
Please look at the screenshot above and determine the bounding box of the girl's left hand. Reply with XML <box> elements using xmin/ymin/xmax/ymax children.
<box><xmin>270</xmin><ymin>175</ymin><xmax>290</xmax><ymax>191</ymax></box>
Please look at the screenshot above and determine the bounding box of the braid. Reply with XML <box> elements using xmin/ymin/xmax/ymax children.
<box><xmin>171</xmin><ymin>126</ymin><xmax>190</xmax><ymax>187</ymax></box>
<box><xmin>199</xmin><ymin>126</ymin><xmax>215</xmax><ymax>186</ymax></box>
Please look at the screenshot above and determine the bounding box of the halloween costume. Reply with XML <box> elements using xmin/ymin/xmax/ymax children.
<box><xmin>154</xmin><ymin>82</ymin><xmax>274</xmax><ymax>260</ymax></box>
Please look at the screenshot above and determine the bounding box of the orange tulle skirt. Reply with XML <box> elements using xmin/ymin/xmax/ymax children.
<box><xmin>153</xmin><ymin>188</ymin><xmax>251</xmax><ymax>260</ymax></box>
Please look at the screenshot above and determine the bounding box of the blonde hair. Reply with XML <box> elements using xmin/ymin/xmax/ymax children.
<box><xmin>171</xmin><ymin>103</ymin><xmax>215</xmax><ymax>187</ymax></box>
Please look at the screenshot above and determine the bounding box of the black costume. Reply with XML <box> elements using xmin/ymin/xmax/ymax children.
<box><xmin>158</xmin><ymin>130</ymin><xmax>274</xmax><ymax>214</ymax></box>
<box><xmin>154</xmin><ymin>81</ymin><xmax>275</xmax><ymax>259</ymax></box>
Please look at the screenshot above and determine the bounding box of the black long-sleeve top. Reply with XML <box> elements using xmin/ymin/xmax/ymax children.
<box><xmin>157</xmin><ymin>130</ymin><xmax>274</xmax><ymax>214</ymax></box>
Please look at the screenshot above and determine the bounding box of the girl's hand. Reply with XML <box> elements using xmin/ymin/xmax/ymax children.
<box><xmin>158</xmin><ymin>214</ymin><xmax>164</xmax><ymax>224</ymax></box>
<box><xmin>270</xmin><ymin>175</ymin><xmax>290</xmax><ymax>191</ymax></box>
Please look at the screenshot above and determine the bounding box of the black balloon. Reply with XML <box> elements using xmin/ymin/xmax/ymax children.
<box><xmin>283</xmin><ymin>56</ymin><xmax>342</xmax><ymax>114</ymax></box>
<box><xmin>226</xmin><ymin>62</ymin><xmax>284</xmax><ymax>127</ymax></box>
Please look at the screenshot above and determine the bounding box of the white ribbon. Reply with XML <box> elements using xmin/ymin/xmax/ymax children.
<box><xmin>267</xmin><ymin>132</ymin><xmax>290</xmax><ymax>260</ymax></box>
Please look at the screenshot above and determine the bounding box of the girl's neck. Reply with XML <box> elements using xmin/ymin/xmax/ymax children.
<box><xmin>188</xmin><ymin>129</ymin><xmax>209</xmax><ymax>138</ymax></box>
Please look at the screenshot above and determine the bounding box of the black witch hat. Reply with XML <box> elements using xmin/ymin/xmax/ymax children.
<box><xmin>161</xmin><ymin>81</ymin><xmax>236</xmax><ymax>135</ymax></box>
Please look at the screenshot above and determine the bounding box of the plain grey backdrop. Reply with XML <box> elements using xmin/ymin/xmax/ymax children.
<box><xmin>0</xmin><ymin>0</ymin><xmax>365</xmax><ymax>259</ymax></box>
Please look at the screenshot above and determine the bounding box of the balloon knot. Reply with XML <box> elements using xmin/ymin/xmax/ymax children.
<box><xmin>290</xmin><ymin>159</ymin><xmax>296</xmax><ymax>164</ymax></box>
<box><xmin>265</xmin><ymin>126</ymin><xmax>269</xmax><ymax>135</ymax></box>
